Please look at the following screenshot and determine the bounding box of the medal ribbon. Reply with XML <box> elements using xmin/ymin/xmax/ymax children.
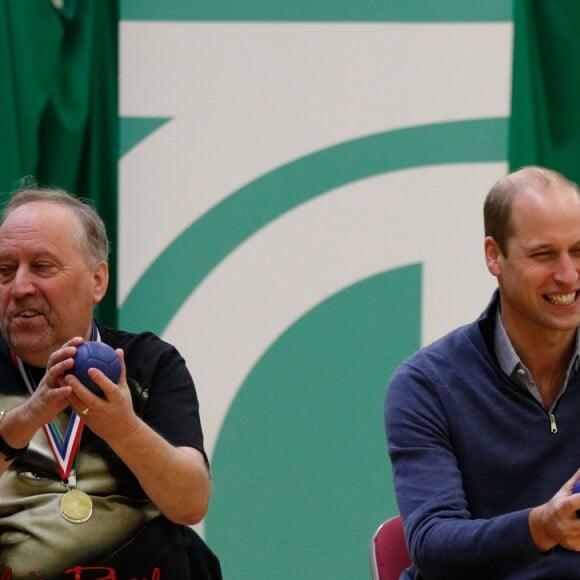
<box><xmin>12</xmin><ymin>324</ymin><xmax>99</xmax><ymax>482</ymax></box>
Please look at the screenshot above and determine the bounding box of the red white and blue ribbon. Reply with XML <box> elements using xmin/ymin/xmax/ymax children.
<box><xmin>14</xmin><ymin>354</ymin><xmax>84</xmax><ymax>481</ymax></box>
<box><xmin>12</xmin><ymin>324</ymin><xmax>99</xmax><ymax>482</ymax></box>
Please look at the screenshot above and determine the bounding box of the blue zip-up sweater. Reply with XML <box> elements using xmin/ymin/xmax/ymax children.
<box><xmin>385</xmin><ymin>292</ymin><xmax>580</xmax><ymax>579</ymax></box>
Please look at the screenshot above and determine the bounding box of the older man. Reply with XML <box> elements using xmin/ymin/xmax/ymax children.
<box><xmin>0</xmin><ymin>186</ymin><xmax>219</xmax><ymax>578</ymax></box>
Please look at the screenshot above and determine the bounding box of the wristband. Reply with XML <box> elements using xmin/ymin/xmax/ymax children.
<box><xmin>0</xmin><ymin>410</ymin><xmax>29</xmax><ymax>461</ymax></box>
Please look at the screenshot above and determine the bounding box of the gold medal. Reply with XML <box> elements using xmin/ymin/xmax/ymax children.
<box><xmin>60</xmin><ymin>488</ymin><xmax>93</xmax><ymax>524</ymax></box>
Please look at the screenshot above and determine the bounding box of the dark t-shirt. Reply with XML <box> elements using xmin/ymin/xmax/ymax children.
<box><xmin>0</xmin><ymin>325</ymin><xmax>219</xmax><ymax>579</ymax></box>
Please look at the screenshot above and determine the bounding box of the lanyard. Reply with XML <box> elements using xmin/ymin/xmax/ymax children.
<box><xmin>12</xmin><ymin>325</ymin><xmax>99</xmax><ymax>482</ymax></box>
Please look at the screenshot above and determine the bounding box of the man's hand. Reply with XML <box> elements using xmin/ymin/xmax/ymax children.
<box><xmin>529</xmin><ymin>469</ymin><xmax>580</xmax><ymax>552</ymax></box>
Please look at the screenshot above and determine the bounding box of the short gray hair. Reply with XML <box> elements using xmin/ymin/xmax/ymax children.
<box><xmin>1</xmin><ymin>184</ymin><xmax>110</xmax><ymax>265</ymax></box>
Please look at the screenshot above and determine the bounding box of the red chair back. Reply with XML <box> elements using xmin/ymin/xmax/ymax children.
<box><xmin>370</xmin><ymin>515</ymin><xmax>411</xmax><ymax>580</ymax></box>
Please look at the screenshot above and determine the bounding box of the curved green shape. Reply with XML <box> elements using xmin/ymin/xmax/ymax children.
<box><xmin>205</xmin><ymin>265</ymin><xmax>421</xmax><ymax>579</ymax></box>
<box><xmin>119</xmin><ymin>117</ymin><xmax>508</xmax><ymax>333</ymax></box>
<box><xmin>122</xmin><ymin>0</ymin><xmax>511</xmax><ymax>22</ymax></box>
<box><xmin>119</xmin><ymin>116</ymin><xmax>172</xmax><ymax>157</ymax></box>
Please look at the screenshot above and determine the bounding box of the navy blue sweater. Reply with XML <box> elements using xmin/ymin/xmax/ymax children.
<box><xmin>385</xmin><ymin>292</ymin><xmax>580</xmax><ymax>579</ymax></box>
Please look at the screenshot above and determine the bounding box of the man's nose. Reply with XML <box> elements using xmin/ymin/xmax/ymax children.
<box><xmin>554</xmin><ymin>253</ymin><xmax>580</xmax><ymax>285</ymax></box>
<box><xmin>11</xmin><ymin>267</ymin><xmax>36</xmax><ymax>296</ymax></box>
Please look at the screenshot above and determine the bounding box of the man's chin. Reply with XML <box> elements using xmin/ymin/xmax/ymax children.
<box><xmin>7</xmin><ymin>339</ymin><xmax>51</xmax><ymax>367</ymax></box>
<box><xmin>545</xmin><ymin>315</ymin><xmax>580</xmax><ymax>334</ymax></box>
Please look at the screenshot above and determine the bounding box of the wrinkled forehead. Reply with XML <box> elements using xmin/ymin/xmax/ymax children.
<box><xmin>1</xmin><ymin>200</ymin><xmax>76</xmax><ymax>229</ymax></box>
<box><xmin>0</xmin><ymin>202</ymin><xmax>83</xmax><ymax>255</ymax></box>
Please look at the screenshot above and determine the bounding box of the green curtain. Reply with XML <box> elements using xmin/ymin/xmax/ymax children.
<box><xmin>510</xmin><ymin>0</ymin><xmax>580</xmax><ymax>183</ymax></box>
<box><xmin>0</xmin><ymin>0</ymin><xmax>118</xmax><ymax>327</ymax></box>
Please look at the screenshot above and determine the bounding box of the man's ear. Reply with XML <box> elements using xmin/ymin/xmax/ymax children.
<box><xmin>484</xmin><ymin>236</ymin><xmax>503</xmax><ymax>278</ymax></box>
<box><xmin>92</xmin><ymin>261</ymin><xmax>109</xmax><ymax>304</ymax></box>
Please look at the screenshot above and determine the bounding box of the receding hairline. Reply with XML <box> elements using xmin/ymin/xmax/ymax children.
<box><xmin>501</xmin><ymin>166</ymin><xmax>580</xmax><ymax>196</ymax></box>
<box><xmin>484</xmin><ymin>166</ymin><xmax>580</xmax><ymax>255</ymax></box>
<box><xmin>0</xmin><ymin>187</ymin><xmax>110</xmax><ymax>265</ymax></box>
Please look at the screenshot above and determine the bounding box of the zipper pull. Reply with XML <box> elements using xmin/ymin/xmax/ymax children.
<box><xmin>549</xmin><ymin>413</ymin><xmax>558</xmax><ymax>433</ymax></box>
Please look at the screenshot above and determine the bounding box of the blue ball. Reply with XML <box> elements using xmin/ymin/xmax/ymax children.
<box><xmin>572</xmin><ymin>480</ymin><xmax>580</xmax><ymax>518</ymax></box>
<box><xmin>71</xmin><ymin>341</ymin><xmax>121</xmax><ymax>398</ymax></box>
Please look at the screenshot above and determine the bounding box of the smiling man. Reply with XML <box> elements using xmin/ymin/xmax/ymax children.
<box><xmin>385</xmin><ymin>166</ymin><xmax>580</xmax><ymax>579</ymax></box>
<box><xmin>0</xmin><ymin>186</ymin><xmax>220</xmax><ymax>579</ymax></box>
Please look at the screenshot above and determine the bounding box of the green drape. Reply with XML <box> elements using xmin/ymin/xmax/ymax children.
<box><xmin>0</xmin><ymin>0</ymin><xmax>118</xmax><ymax>327</ymax></box>
<box><xmin>510</xmin><ymin>0</ymin><xmax>580</xmax><ymax>183</ymax></box>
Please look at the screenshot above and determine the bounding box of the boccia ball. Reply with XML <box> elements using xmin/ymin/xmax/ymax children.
<box><xmin>71</xmin><ymin>341</ymin><xmax>121</xmax><ymax>398</ymax></box>
<box><xmin>572</xmin><ymin>480</ymin><xmax>580</xmax><ymax>518</ymax></box>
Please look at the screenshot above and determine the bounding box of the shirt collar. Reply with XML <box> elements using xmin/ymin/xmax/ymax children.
<box><xmin>494</xmin><ymin>308</ymin><xmax>580</xmax><ymax>378</ymax></box>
